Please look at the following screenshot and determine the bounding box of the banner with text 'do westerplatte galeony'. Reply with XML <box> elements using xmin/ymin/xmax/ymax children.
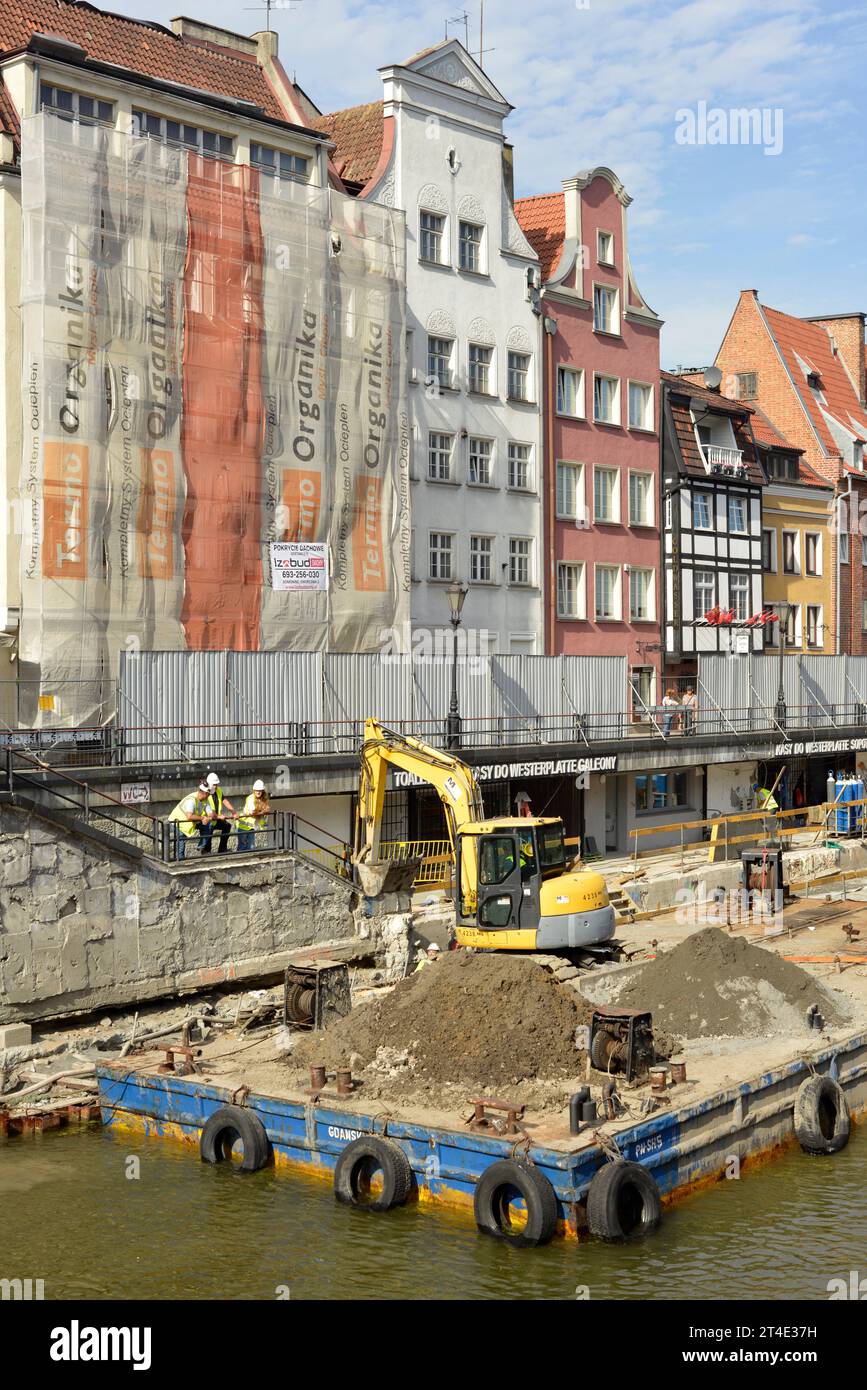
<box><xmin>20</xmin><ymin>113</ymin><xmax>410</xmax><ymax>727</ymax></box>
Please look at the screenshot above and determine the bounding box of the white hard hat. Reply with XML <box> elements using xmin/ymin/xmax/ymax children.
<box><xmin>206</xmin><ymin>772</ymin><xmax>220</xmax><ymax>787</ymax></box>
<box><xmin>253</xmin><ymin>779</ymin><xmax>266</xmax><ymax>792</ymax></box>
<box><xmin>197</xmin><ymin>782</ymin><xmax>209</xmax><ymax>793</ymax></box>
<box><xmin>428</xmin><ymin>942</ymin><xmax>441</xmax><ymax>953</ymax></box>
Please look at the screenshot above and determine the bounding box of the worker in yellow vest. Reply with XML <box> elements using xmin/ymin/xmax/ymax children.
<box><xmin>200</xmin><ymin>772</ymin><xmax>237</xmax><ymax>855</ymax></box>
<box><xmin>753</xmin><ymin>783</ymin><xmax>779</xmax><ymax>813</ymax></box>
<box><xmin>167</xmin><ymin>783</ymin><xmax>210</xmax><ymax>861</ymax></box>
<box><xmin>236</xmin><ymin>780</ymin><xmax>270</xmax><ymax>853</ymax></box>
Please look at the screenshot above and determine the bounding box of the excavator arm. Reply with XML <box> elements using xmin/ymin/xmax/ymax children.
<box><xmin>355</xmin><ymin>717</ymin><xmax>485</xmax><ymax>865</ymax></box>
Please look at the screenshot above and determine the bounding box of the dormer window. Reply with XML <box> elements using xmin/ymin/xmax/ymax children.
<box><xmin>597</xmin><ymin>229</ymin><xmax>615</xmax><ymax>265</ymax></box>
<box><xmin>806</xmin><ymin>370</ymin><xmax>822</xmax><ymax>390</ymax></box>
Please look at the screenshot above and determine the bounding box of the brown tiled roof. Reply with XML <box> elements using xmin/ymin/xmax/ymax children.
<box><xmin>663</xmin><ymin>373</ymin><xmax>764</xmax><ymax>486</ymax></box>
<box><xmin>0</xmin><ymin>72</ymin><xmax>19</xmax><ymax>140</ymax></box>
<box><xmin>744</xmin><ymin>403</ymin><xmax>794</xmax><ymax>451</ymax></box>
<box><xmin>661</xmin><ymin>369</ymin><xmax>751</xmax><ymax>418</ymax></box>
<box><xmin>513</xmin><ymin>191</ymin><xmax>565</xmax><ymax>281</ymax></box>
<box><xmin>761</xmin><ymin>302</ymin><xmax>867</xmax><ymax>469</ymax></box>
<box><xmin>309</xmin><ymin>99</ymin><xmax>384</xmax><ymax>189</ymax></box>
<box><xmin>0</xmin><ymin>1</ymin><xmax>286</xmax><ymax>120</ymax></box>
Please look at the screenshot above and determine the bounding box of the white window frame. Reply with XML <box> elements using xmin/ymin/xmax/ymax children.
<box><xmin>426</xmin><ymin>336</ymin><xmax>453</xmax><ymax>391</ymax></box>
<box><xmin>250</xmin><ymin>141</ymin><xmax>309</xmax><ymax>183</ymax></box>
<box><xmin>629</xmin><ymin>567</ymin><xmax>655</xmax><ymax>622</ymax></box>
<box><xmin>806</xmin><ymin>604</ymin><xmax>823</xmax><ymax>648</ymax></box>
<box><xmin>695</xmin><ymin>569</ymin><xmax>715</xmax><ymax>614</ymax></box>
<box><xmin>728</xmin><ymin>495</ymin><xmax>747</xmax><ymax>534</ymax></box>
<box><xmin>556</xmin><ymin>366</ymin><xmax>585</xmax><ymax>418</ymax></box>
<box><xmin>508</xmin><ymin>537</ymin><xmax>533</xmax><ymax>586</ymax></box>
<box><xmin>507</xmin><ymin>351</ymin><xmax>532</xmax><ymax>402</ymax></box>
<box><xmin>593</xmin><ymin>373</ymin><xmax>621</xmax><ymax>425</ymax></box>
<box><xmin>594</xmin><ymin>563</ymin><xmax>622</xmax><ymax>621</ymax></box>
<box><xmin>428</xmin><ymin>531</ymin><xmax>454</xmax><ymax>580</ymax></box>
<box><xmin>556</xmin><ymin>461</ymin><xmax>584</xmax><ymax>520</ymax></box>
<box><xmin>805</xmin><ymin>530</ymin><xmax>822</xmax><ymax>575</ymax></box>
<box><xmin>628</xmin><ymin>470</ymin><xmax>654</xmax><ymax>527</ymax></box>
<box><xmin>593</xmin><ymin>466</ymin><xmax>621</xmax><ymax>524</ymax></box>
<box><xmin>132</xmin><ymin>108</ymin><xmax>232</xmax><ymax>158</ymax></box>
<box><xmin>468</xmin><ymin>342</ymin><xmax>494</xmax><ymax>395</ymax></box>
<box><xmin>469</xmin><ymin>534</ymin><xmax>494</xmax><ymax>584</ymax></box>
<box><xmin>729</xmin><ymin>572</ymin><xmax>750</xmax><ymax>622</ymax></box>
<box><xmin>627</xmin><ymin>380</ymin><xmax>654</xmax><ymax>432</ymax></box>
<box><xmin>458</xmin><ymin>219</ymin><xmax>485</xmax><ymax>274</ymax></box>
<box><xmin>840</xmin><ymin>530</ymin><xmax>850</xmax><ymax>563</ymax></box>
<box><xmin>762</xmin><ymin>528</ymin><xmax>777</xmax><ymax>573</ymax></box>
<box><xmin>861</xmin><ymin>533</ymin><xmax>867</xmax><ymax>566</ymax></box>
<box><xmin>782</xmin><ymin>529</ymin><xmax>800</xmax><ymax>574</ymax></box>
<box><xmin>693</xmin><ymin>492</ymin><xmax>713</xmax><ymax>530</ymax></box>
<box><xmin>419</xmin><ymin>209</ymin><xmax>446</xmax><ymax>265</ymax></box>
<box><xmin>427</xmin><ymin>431</ymin><xmax>454</xmax><ymax>482</ymax></box>
<box><xmin>593</xmin><ymin>282</ymin><xmax>620</xmax><ymax>335</ymax></box>
<box><xmin>557</xmin><ymin>562</ymin><xmax>586</xmax><ymax>619</ymax></box>
<box><xmin>468</xmin><ymin>437</ymin><xmax>494</xmax><ymax>487</ymax></box>
<box><xmin>597</xmin><ymin>229</ymin><xmax>615</xmax><ymax>265</ymax></box>
<box><xmin>43</xmin><ymin>85</ymin><xmax>115</xmax><ymax>126</ymax></box>
<box><xmin>507</xmin><ymin>442</ymin><xmax>533</xmax><ymax>491</ymax></box>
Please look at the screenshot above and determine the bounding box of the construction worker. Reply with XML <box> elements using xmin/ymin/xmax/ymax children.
<box><xmin>414</xmin><ymin>942</ymin><xmax>441</xmax><ymax>972</ymax></box>
<box><xmin>753</xmin><ymin>782</ymin><xmax>779</xmax><ymax>813</ymax></box>
<box><xmin>236</xmin><ymin>779</ymin><xmax>270</xmax><ymax>853</ymax></box>
<box><xmin>200</xmin><ymin>772</ymin><xmax>236</xmax><ymax>855</ymax></box>
<box><xmin>167</xmin><ymin>783</ymin><xmax>210</xmax><ymax>861</ymax></box>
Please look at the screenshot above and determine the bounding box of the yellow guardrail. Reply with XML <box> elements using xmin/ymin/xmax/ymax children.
<box><xmin>379</xmin><ymin>839</ymin><xmax>453</xmax><ymax>887</ymax></box>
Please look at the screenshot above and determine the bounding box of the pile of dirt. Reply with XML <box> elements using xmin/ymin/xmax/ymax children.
<box><xmin>293</xmin><ymin>950</ymin><xmax>593</xmax><ymax>1087</ymax></box>
<box><xmin>607</xmin><ymin>927</ymin><xmax>849</xmax><ymax>1040</ymax></box>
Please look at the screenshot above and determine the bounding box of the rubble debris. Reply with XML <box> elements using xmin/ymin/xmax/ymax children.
<box><xmin>597</xmin><ymin>927</ymin><xmax>850</xmax><ymax>1040</ymax></box>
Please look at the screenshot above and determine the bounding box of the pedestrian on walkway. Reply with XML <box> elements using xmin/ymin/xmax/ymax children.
<box><xmin>681</xmin><ymin>687</ymin><xmax>697</xmax><ymax>734</ymax></box>
<box><xmin>662</xmin><ymin>689</ymin><xmax>680</xmax><ymax>736</ymax></box>
<box><xmin>200</xmin><ymin>772</ymin><xmax>236</xmax><ymax>854</ymax></box>
<box><xmin>167</xmin><ymin>783</ymin><xmax>210</xmax><ymax>861</ymax></box>
<box><xmin>236</xmin><ymin>779</ymin><xmax>270</xmax><ymax>852</ymax></box>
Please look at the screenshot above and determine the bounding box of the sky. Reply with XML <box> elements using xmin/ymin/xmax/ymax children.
<box><xmin>107</xmin><ymin>0</ymin><xmax>867</xmax><ymax>367</ymax></box>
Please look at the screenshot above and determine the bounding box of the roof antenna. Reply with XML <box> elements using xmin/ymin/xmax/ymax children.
<box><xmin>447</xmin><ymin>10</ymin><xmax>470</xmax><ymax>47</ymax></box>
<box><xmin>478</xmin><ymin>0</ymin><xmax>495</xmax><ymax>68</ymax></box>
<box><xmin>245</xmin><ymin>0</ymin><xmax>304</xmax><ymax>30</ymax></box>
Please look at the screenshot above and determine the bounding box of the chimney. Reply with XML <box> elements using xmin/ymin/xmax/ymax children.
<box><xmin>170</xmin><ymin>17</ymin><xmax>258</xmax><ymax>57</ymax></box>
<box><xmin>807</xmin><ymin>313</ymin><xmax>866</xmax><ymax>407</ymax></box>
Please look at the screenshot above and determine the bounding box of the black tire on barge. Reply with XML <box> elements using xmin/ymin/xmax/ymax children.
<box><xmin>333</xmin><ymin>1136</ymin><xmax>414</xmax><ymax>1211</ymax></box>
<box><xmin>200</xmin><ymin>1105</ymin><xmax>271</xmax><ymax>1172</ymax></box>
<box><xmin>794</xmin><ymin>1074</ymin><xmax>850</xmax><ymax>1156</ymax></box>
<box><xmin>587</xmin><ymin>1160</ymin><xmax>661</xmax><ymax>1241</ymax></box>
<box><xmin>473</xmin><ymin>1160</ymin><xmax>558</xmax><ymax>1247</ymax></box>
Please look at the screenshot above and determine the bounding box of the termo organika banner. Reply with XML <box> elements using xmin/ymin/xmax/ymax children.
<box><xmin>19</xmin><ymin>113</ymin><xmax>410</xmax><ymax>726</ymax></box>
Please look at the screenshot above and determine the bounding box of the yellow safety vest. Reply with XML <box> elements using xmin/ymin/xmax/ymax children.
<box><xmin>757</xmin><ymin>789</ymin><xmax>779</xmax><ymax>811</ymax></box>
<box><xmin>168</xmin><ymin>794</ymin><xmax>202</xmax><ymax>838</ymax></box>
<box><xmin>237</xmin><ymin>793</ymin><xmax>267</xmax><ymax>832</ymax></box>
<box><xmin>204</xmin><ymin>787</ymin><xmax>224</xmax><ymax>818</ymax></box>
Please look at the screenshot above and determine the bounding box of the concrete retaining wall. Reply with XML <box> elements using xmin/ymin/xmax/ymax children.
<box><xmin>0</xmin><ymin>804</ymin><xmax>374</xmax><ymax>1025</ymax></box>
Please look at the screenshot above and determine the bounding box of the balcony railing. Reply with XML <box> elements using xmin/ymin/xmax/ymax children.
<box><xmin>704</xmin><ymin>444</ymin><xmax>745</xmax><ymax>473</ymax></box>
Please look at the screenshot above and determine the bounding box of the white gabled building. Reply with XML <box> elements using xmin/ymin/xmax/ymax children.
<box><xmin>313</xmin><ymin>40</ymin><xmax>544</xmax><ymax>652</ymax></box>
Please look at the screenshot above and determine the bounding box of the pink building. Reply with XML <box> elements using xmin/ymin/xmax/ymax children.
<box><xmin>515</xmin><ymin>169</ymin><xmax>663</xmax><ymax>714</ymax></box>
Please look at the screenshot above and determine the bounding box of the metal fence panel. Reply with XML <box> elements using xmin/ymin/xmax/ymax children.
<box><xmin>412</xmin><ymin>654</ymin><xmax>494</xmax><ymax>743</ymax></box>
<box><xmin>228</xmin><ymin>652</ymin><xmax>323</xmax><ymax>757</ymax></box>
<box><xmin>323</xmin><ymin>653</ymin><xmax>413</xmax><ymax>752</ymax></box>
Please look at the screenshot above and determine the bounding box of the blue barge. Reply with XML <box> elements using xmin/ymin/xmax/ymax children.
<box><xmin>96</xmin><ymin>1025</ymin><xmax>867</xmax><ymax>1240</ymax></box>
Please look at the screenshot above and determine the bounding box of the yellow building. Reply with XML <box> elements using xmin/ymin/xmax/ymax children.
<box><xmin>752</xmin><ymin>408</ymin><xmax>836</xmax><ymax>653</ymax></box>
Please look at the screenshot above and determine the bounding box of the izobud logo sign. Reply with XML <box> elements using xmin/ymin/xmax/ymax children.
<box><xmin>270</xmin><ymin>541</ymin><xmax>329</xmax><ymax>592</ymax></box>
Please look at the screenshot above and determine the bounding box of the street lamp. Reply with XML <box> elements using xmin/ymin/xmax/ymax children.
<box><xmin>445</xmin><ymin>579</ymin><xmax>468</xmax><ymax>749</ymax></box>
<box><xmin>775</xmin><ymin>600</ymin><xmax>791</xmax><ymax>729</ymax></box>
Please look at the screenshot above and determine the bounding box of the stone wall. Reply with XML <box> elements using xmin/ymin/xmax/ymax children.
<box><xmin>0</xmin><ymin>804</ymin><xmax>374</xmax><ymax>1024</ymax></box>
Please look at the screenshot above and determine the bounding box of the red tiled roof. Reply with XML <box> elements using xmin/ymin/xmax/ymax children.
<box><xmin>513</xmin><ymin>191</ymin><xmax>564</xmax><ymax>282</ymax></box>
<box><xmin>760</xmin><ymin>302</ymin><xmax>867</xmax><ymax>468</ymax></box>
<box><xmin>0</xmin><ymin>1</ymin><xmax>286</xmax><ymax>121</ymax></box>
<box><xmin>309</xmin><ymin>99</ymin><xmax>383</xmax><ymax>189</ymax></box>
<box><xmin>744</xmin><ymin>402</ymin><xmax>794</xmax><ymax>451</ymax></box>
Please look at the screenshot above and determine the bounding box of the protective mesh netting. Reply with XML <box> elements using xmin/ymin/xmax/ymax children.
<box><xmin>20</xmin><ymin>113</ymin><xmax>410</xmax><ymax>726</ymax></box>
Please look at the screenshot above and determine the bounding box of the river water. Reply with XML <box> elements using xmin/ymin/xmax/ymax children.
<box><xmin>2</xmin><ymin>1123</ymin><xmax>865</xmax><ymax>1300</ymax></box>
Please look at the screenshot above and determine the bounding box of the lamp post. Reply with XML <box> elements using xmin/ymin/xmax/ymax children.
<box><xmin>775</xmin><ymin>600</ymin><xmax>791</xmax><ymax>729</ymax></box>
<box><xmin>445</xmin><ymin>579</ymin><xmax>468</xmax><ymax>749</ymax></box>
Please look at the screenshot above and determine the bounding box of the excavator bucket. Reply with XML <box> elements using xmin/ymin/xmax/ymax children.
<box><xmin>353</xmin><ymin>856</ymin><xmax>422</xmax><ymax>897</ymax></box>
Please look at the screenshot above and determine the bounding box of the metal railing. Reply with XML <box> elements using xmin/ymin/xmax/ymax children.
<box><xmin>3</xmin><ymin>748</ymin><xmax>354</xmax><ymax>872</ymax></box>
<box><xmin>2</xmin><ymin>700</ymin><xmax>867</xmax><ymax>769</ymax></box>
<box><xmin>380</xmin><ymin>838</ymin><xmax>453</xmax><ymax>887</ymax></box>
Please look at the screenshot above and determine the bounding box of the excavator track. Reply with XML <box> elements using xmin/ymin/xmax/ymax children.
<box><xmin>507</xmin><ymin>946</ymin><xmax>623</xmax><ymax>995</ymax></box>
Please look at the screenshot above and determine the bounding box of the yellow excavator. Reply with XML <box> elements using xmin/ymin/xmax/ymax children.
<box><xmin>354</xmin><ymin>718</ymin><xmax>615</xmax><ymax>953</ymax></box>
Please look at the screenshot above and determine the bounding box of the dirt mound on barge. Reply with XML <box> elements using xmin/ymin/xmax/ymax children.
<box><xmin>605</xmin><ymin>927</ymin><xmax>849</xmax><ymax>1039</ymax></box>
<box><xmin>294</xmin><ymin>950</ymin><xmax>593</xmax><ymax>1087</ymax></box>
